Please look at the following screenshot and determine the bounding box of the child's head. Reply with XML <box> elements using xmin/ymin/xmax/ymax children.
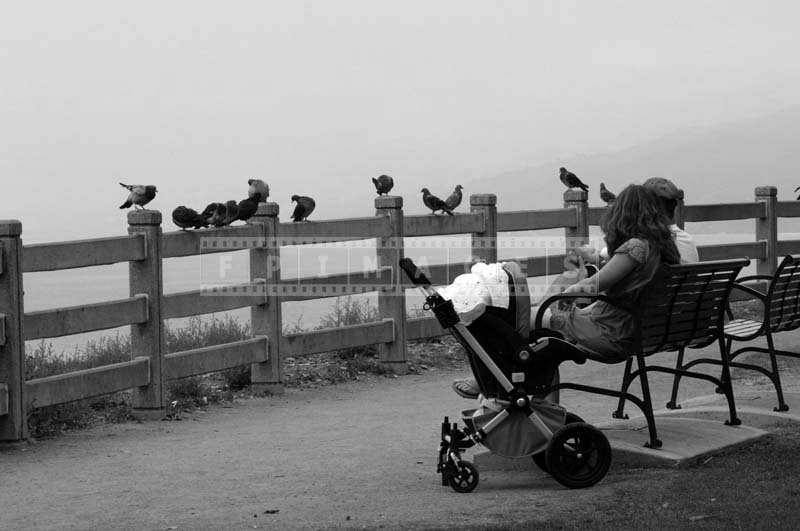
<box><xmin>602</xmin><ymin>184</ymin><xmax>680</xmax><ymax>264</ymax></box>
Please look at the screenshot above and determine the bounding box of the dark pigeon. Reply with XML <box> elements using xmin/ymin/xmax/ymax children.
<box><xmin>290</xmin><ymin>195</ymin><xmax>316</xmax><ymax>222</ymax></box>
<box><xmin>600</xmin><ymin>183</ymin><xmax>616</xmax><ymax>204</ymax></box>
<box><xmin>119</xmin><ymin>183</ymin><xmax>157</xmax><ymax>209</ymax></box>
<box><xmin>223</xmin><ymin>200</ymin><xmax>240</xmax><ymax>226</ymax></box>
<box><xmin>248</xmin><ymin>179</ymin><xmax>270</xmax><ymax>202</ymax></box>
<box><xmin>237</xmin><ymin>197</ymin><xmax>259</xmax><ymax>222</ymax></box>
<box><xmin>444</xmin><ymin>184</ymin><xmax>463</xmax><ymax>210</ymax></box>
<box><xmin>208</xmin><ymin>203</ymin><xmax>228</xmax><ymax>227</ymax></box>
<box><xmin>421</xmin><ymin>188</ymin><xmax>454</xmax><ymax>216</ymax></box>
<box><xmin>372</xmin><ymin>174</ymin><xmax>394</xmax><ymax>195</ymax></box>
<box><xmin>559</xmin><ymin>167</ymin><xmax>589</xmax><ymax>192</ymax></box>
<box><xmin>172</xmin><ymin>206</ymin><xmax>209</xmax><ymax>230</ymax></box>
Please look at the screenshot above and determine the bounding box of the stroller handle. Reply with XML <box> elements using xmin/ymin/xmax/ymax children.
<box><xmin>399</xmin><ymin>258</ymin><xmax>432</xmax><ymax>287</ymax></box>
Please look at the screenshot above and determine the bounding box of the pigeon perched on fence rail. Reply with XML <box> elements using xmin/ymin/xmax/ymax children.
<box><xmin>119</xmin><ymin>183</ymin><xmax>157</xmax><ymax>209</ymax></box>
<box><xmin>172</xmin><ymin>206</ymin><xmax>209</xmax><ymax>230</ymax></box>
<box><xmin>559</xmin><ymin>168</ymin><xmax>589</xmax><ymax>192</ymax></box>
<box><xmin>372</xmin><ymin>174</ymin><xmax>394</xmax><ymax>195</ymax></box>
<box><xmin>600</xmin><ymin>183</ymin><xmax>616</xmax><ymax>204</ymax></box>
<box><xmin>445</xmin><ymin>184</ymin><xmax>463</xmax><ymax>210</ymax></box>
<box><xmin>223</xmin><ymin>200</ymin><xmax>240</xmax><ymax>226</ymax></box>
<box><xmin>248</xmin><ymin>179</ymin><xmax>270</xmax><ymax>202</ymax></box>
<box><xmin>236</xmin><ymin>197</ymin><xmax>259</xmax><ymax>222</ymax></box>
<box><xmin>208</xmin><ymin>203</ymin><xmax>228</xmax><ymax>227</ymax></box>
<box><xmin>291</xmin><ymin>195</ymin><xmax>316</xmax><ymax>222</ymax></box>
<box><xmin>422</xmin><ymin>188</ymin><xmax>454</xmax><ymax>216</ymax></box>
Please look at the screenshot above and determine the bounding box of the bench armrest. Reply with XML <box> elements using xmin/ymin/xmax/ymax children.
<box><xmin>735</xmin><ymin>274</ymin><xmax>773</xmax><ymax>284</ymax></box>
<box><xmin>534</xmin><ymin>293</ymin><xmax>625</xmax><ymax>329</ymax></box>
<box><xmin>730</xmin><ymin>281</ymin><xmax>768</xmax><ymax>301</ymax></box>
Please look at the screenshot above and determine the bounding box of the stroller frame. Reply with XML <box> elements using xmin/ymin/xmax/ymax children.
<box><xmin>400</xmin><ymin>258</ymin><xmax>611</xmax><ymax>492</ymax></box>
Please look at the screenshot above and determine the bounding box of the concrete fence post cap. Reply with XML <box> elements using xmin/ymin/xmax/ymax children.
<box><xmin>470</xmin><ymin>194</ymin><xmax>497</xmax><ymax>206</ymax></box>
<box><xmin>564</xmin><ymin>189</ymin><xmax>588</xmax><ymax>202</ymax></box>
<box><xmin>127</xmin><ymin>210</ymin><xmax>162</xmax><ymax>225</ymax></box>
<box><xmin>255</xmin><ymin>203</ymin><xmax>279</xmax><ymax>217</ymax></box>
<box><xmin>0</xmin><ymin>220</ymin><xmax>22</xmax><ymax>237</ymax></box>
<box><xmin>755</xmin><ymin>186</ymin><xmax>778</xmax><ymax>197</ymax></box>
<box><xmin>375</xmin><ymin>196</ymin><xmax>403</xmax><ymax>209</ymax></box>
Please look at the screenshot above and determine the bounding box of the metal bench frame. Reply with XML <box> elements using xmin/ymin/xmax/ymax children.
<box><xmin>680</xmin><ymin>255</ymin><xmax>800</xmax><ymax>412</ymax></box>
<box><xmin>535</xmin><ymin>258</ymin><xmax>750</xmax><ymax>448</ymax></box>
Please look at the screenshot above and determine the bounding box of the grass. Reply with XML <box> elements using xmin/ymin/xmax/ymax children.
<box><xmin>24</xmin><ymin>297</ymin><xmax>459</xmax><ymax>438</ymax></box>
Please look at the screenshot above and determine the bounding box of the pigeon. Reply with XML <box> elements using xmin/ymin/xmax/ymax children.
<box><xmin>600</xmin><ymin>183</ymin><xmax>616</xmax><ymax>204</ymax></box>
<box><xmin>795</xmin><ymin>185</ymin><xmax>800</xmax><ymax>200</ymax></box>
<box><xmin>444</xmin><ymin>184</ymin><xmax>464</xmax><ymax>210</ymax></box>
<box><xmin>223</xmin><ymin>200</ymin><xmax>240</xmax><ymax>226</ymax></box>
<box><xmin>559</xmin><ymin>168</ymin><xmax>589</xmax><ymax>192</ymax></box>
<box><xmin>200</xmin><ymin>202</ymin><xmax>221</xmax><ymax>224</ymax></box>
<box><xmin>421</xmin><ymin>188</ymin><xmax>454</xmax><ymax>216</ymax></box>
<box><xmin>119</xmin><ymin>183</ymin><xmax>157</xmax><ymax>209</ymax></box>
<box><xmin>171</xmin><ymin>206</ymin><xmax>209</xmax><ymax>230</ymax></box>
<box><xmin>208</xmin><ymin>203</ymin><xmax>228</xmax><ymax>227</ymax></box>
<box><xmin>290</xmin><ymin>195</ymin><xmax>316</xmax><ymax>222</ymax></box>
<box><xmin>372</xmin><ymin>174</ymin><xmax>394</xmax><ymax>195</ymax></box>
<box><xmin>236</xmin><ymin>197</ymin><xmax>259</xmax><ymax>222</ymax></box>
<box><xmin>248</xmin><ymin>179</ymin><xmax>270</xmax><ymax>202</ymax></box>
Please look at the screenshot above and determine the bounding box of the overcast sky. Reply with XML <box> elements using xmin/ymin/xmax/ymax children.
<box><xmin>2</xmin><ymin>1</ymin><xmax>799</xmax><ymax>242</ymax></box>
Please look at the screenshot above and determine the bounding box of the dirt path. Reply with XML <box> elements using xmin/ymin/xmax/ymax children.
<box><xmin>0</xmin><ymin>336</ymin><xmax>791</xmax><ymax>530</ymax></box>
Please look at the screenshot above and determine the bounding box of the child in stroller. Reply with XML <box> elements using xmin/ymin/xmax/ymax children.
<box><xmin>400</xmin><ymin>258</ymin><xmax>611</xmax><ymax>493</ymax></box>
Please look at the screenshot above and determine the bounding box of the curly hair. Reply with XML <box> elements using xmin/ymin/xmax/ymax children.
<box><xmin>601</xmin><ymin>184</ymin><xmax>680</xmax><ymax>265</ymax></box>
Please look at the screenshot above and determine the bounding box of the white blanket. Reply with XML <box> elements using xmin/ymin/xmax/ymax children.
<box><xmin>436</xmin><ymin>262</ymin><xmax>510</xmax><ymax>325</ymax></box>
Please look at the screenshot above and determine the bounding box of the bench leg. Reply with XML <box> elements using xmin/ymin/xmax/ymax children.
<box><xmin>766</xmin><ymin>332</ymin><xmax>790</xmax><ymax>412</ymax></box>
<box><xmin>666</xmin><ymin>347</ymin><xmax>686</xmax><ymax>409</ymax></box>
<box><xmin>612</xmin><ymin>357</ymin><xmax>634</xmax><ymax>420</ymax></box>
<box><xmin>634</xmin><ymin>354</ymin><xmax>662</xmax><ymax>448</ymax></box>
<box><xmin>718</xmin><ymin>337</ymin><xmax>741</xmax><ymax>426</ymax></box>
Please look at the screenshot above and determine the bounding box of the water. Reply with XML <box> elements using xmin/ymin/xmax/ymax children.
<box><xmin>20</xmin><ymin>221</ymin><xmax>800</xmax><ymax>357</ymax></box>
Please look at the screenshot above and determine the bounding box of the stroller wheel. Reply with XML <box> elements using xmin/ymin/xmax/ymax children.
<box><xmin>447</xmin><ymin>461</ymin><xmax>479</xmax><ymax>493</ymax></box>
<box><xmin>531</xmin><ymin>412</ymin><xmax>585</xmax><ymax>473</ymax></box>
<box><xmin>546</xmin><ymin>422</ymin><xmax>611</xmax><ymax>489</ymax></box>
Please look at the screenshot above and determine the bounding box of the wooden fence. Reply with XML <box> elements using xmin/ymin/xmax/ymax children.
<box><xmin>1</xmin><ymin>185</ymin><xmax>799</xmax><ymax>440</ymax></box>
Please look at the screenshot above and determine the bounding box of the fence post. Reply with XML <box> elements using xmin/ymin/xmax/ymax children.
<box><xmin>755</xmin><ymin>186</ymin><xmax>778</xmax><ymax>276</ymax></box>
<box><xmin>128</xmin><ymin>210</ymin><xmax>166</xmax><ymax>419</ymax></box>
<box><xmin>674</xmin><ymin>189</ymin><xmax>686</xmax><ymax>230</ymax></box>
<box><xmin>250</xmin><ymin>202</ymin><xmax>283</xmax><ymax>394</ymax></box>
<box><xmin>564</xmin><ymin>189</ymin><xmax>589</xmax><ymax>253</ymax></box>
<box><xmin>470</xmin><ymin>194</ymin><xmax>498</xmax><ymax>264</ymax></box>
<box><xmin>0</xmin><ymin>220</ymin><xmax>27</xmax><ymax>441</ymax></box>
<box><xmin>375</xmin><ymin>196</ymin><xmax>407</xmax><ymax>373</ymax></box>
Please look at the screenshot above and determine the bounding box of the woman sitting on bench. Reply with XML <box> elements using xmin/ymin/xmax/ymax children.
<box><xmin>539</xmin><ymin>184</ymin><xmax>680</xmax><ymax>361</ymax></box>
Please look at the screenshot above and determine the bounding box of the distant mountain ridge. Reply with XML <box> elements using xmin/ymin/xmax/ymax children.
<box><xmin>474</xmin><ymin>106</ymin><xmax>800</xmax><ymax>211</ymax></box>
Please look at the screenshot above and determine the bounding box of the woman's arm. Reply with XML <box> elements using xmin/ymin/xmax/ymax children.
<box><xmin>563</xmin><ymin>252</ymin><xmax>638</xmax><ymax>295</ymax></box>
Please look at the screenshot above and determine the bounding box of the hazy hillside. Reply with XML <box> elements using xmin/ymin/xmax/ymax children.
<box><xmin>473</xmin><ymin>106</ymin><xmax>800</xmax><ymax>211</ymax></box>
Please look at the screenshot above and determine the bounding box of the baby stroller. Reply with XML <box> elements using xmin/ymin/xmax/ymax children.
<box><xmin>400</xmin><ymin>258</ymin><xmax>612</xmax><ymax>493</ymax></box>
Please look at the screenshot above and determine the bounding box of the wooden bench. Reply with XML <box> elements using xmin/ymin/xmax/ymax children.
<box><xmin>671</xmin><ymin>254</ymin><xmax>800</xmax><ymax>413</ymax></box>
<box><xmin>534</xmin><ymin>258</ymin><xmax>750</xmax><ymax>448</ymax></box>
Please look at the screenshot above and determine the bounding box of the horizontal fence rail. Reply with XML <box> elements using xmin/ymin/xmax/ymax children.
<box><xmin>162</xmin><ymin>281</ymin><xmax>266</xmax><ymax>319</ymax></box>
<box><xmin>279</xmin><ymin>267</ymin><xmax>393</xmax><ymax>301</ymax></box>
<box><xmin>280</xmin><ymin>216</ymin><xmax>392</xmax><ymax>244</ymax></box>
<box><xmin>23</xmin><ymin>234</ymin><xmax>146</xmax><ymax>272</ymax></box>
<box><xmin>165</xmin><ymin>336</ymin><xmax>268</xmax><ymax>380</ymax></box>
<box><xmin>25</xmin><ymin>357</ymin><xmax>150</xmax><ymax>409</ymax></box>
<box><xmin>684</xmin><ymin>202</ymin><xmax>766</xmax><ymax>222</ymax></box>
<box><xmin>404</xmin><ymin>212</ymin><xmax>484</xmax><ymax>237</ymax></box>
<box><xmin>24</xmin><ymin>295</ymin><xmax>149</xmax><ymax>340</ymax></box>
<box><xmin>162</xmin><ymin>224</ymin><xmax>265</xmax><ymax>258</ymax></box>
<box><xmin>281</xmin><ymin>319</ymin><xmax>394</xmax><ymax>358</ymax></box>
<box><xmin>497</xmin><ymin>208</ymin><xmax>577</xmax><ymax>232</ymax></box>
<box><xmin>4</xmin><ymin>186</ymin><xmax>800</xmax><ymax>441</ymax></box>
